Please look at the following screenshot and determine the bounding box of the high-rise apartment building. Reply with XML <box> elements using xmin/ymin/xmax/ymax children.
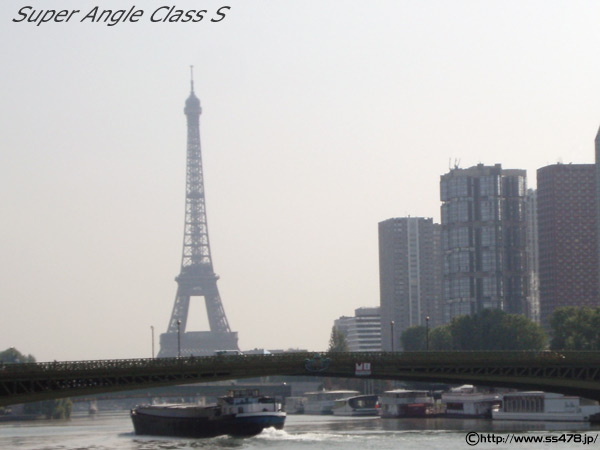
<box><xmin>334</xmin><ymin>307</ymin><xmax>382</xmax><ymax>352</ymax></box>
<box><xmin>595</xmin><ymin>127</ymin><xmax>600</xmax><ymax>295</ymax></box>
<box><xmin>525</xmin><ymin>189</ymin><xmax>540</xmax><ymax>323</ymax></box>
<box><xmin>537</xmin><ymin>163</ymin><xmax>599</xmax><ymax>328</ymax></box>
<box><xmin>378</xmin><ymin>217</ymin><xmax>442</xmax><ymax>351</ymax></box>
<box><xmin>440</xmin><ymin>164</ymin><xmax>528</xmax><ymax>322</ymax></box>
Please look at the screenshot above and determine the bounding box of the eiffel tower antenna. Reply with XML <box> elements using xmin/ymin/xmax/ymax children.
<box><xmin>158</xmin><ymin>71</ymin><xmax>238</xmax><ymax>357</ymax></box>
<box><xmin>190</xmin><ymin>65</ymin><xmax>194</xmax><ymax>93</ymax></box>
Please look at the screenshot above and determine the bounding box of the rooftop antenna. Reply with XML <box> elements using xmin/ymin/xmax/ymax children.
<box><xmin>190</xmin><ymin>65</ymin><xmax>195</xmax><ymax>93</ymax></box>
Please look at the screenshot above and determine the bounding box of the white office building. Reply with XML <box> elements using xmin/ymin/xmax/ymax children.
<box><xmin>334</xmin><ymin>307</ymin><xmax>381</xmax><ymax>352</ymax></box>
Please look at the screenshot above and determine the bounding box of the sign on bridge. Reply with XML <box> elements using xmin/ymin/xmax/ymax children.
<box><xmin>355</xmin><ymin>362</ymin><xmax>371</xmax><ymax>376</ymax></box>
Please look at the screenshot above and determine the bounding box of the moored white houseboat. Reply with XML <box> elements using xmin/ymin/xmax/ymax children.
<box><xmin>332</xmin><ymin>394</ymin><xmax>379</xmax><ymax>416</ymax></box>
<box><xmin>441</xmin><ymin>385</ymin><xmax>501</xmax><ymax>418</ymax></box>
<box><xmin>303</xmin><ymin>390</ymin><xmax>360</xmax><ymax>415</ymax></box>
<box><xmin>284</xmin><ymin>396</ymin><xmax>306</xmax><ymax>414</ymax></box>
<box><xmin>492</xmin><ymin>392</ymin><xmax>600</xmax><ymax>422</ymax></box>
<box><xmin>379</xmin><ymin>389</ymin><xmax>435</xmax><ymax>418</ymax></box>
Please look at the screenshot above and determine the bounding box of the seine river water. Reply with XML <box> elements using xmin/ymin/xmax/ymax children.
<box><xmin>2</xmin><ymin>412</ymin><xmax>600</xmax><ymax>450</ymax></box>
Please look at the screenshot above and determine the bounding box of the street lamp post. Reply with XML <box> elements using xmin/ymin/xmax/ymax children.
<box><xmin>390</xmin><ymin>320</ymin><xmax>395</xmax><ymax>352</ymax></box>
<box><xmin>150</xmin><ymin>325</ymin><xmax>155</xmax><ymax>359</ymax></box>
<box><xmin>425</xmin><ymin>316</ymin><xmax>430</xmax><ymax>351</ymax></box>
<box><xmin>177</xmin><ymin>320</ymin><xmax>182</xmax><ymax>358</ymax></box>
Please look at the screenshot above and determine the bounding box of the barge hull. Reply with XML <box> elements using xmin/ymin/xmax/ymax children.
<box><xmin>131</xmin><ymin>410</ymin><xmax>285</xmax><ymax>438</ymax></box>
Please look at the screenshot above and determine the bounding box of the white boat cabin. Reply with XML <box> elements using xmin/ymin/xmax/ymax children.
<box><xmin>493</xmin><ymin>392</ymin><xmax>600</xmax><ymax>422</ymax></box>
<box><xmin>303</xmin><ymin>390</ymin><xmax>360</xmax><ymax>414</ymax></box>
<box><xmin>441</xmin><ymin>385</ymin><xmax>501</xmax><ymax>417</ymax></box>
<box><xmin>218</xmin><ymin>389</ymin><xmax>281</xmax><ymax>416</ymax></box>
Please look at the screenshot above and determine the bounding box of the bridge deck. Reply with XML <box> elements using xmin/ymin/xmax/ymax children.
<box><xmin>2</xmin><ymin>351</ymin><xmax>600</xmax><ymax>406</ymax></box>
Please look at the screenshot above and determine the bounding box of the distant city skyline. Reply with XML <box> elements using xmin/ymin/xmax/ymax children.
<box><xmin>2</xmin><ymin>1</ymin><xmax>600</xmax><ymax>361</ymax></box>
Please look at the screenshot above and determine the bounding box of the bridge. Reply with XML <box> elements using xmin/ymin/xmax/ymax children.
<box><xmin>2</xmin><ymin>351</ymin><xmax>600</xmax><ymax>406</ymax></box>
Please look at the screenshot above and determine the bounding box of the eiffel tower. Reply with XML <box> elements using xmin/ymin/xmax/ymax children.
<box><xmin>157</xmin><ymin>69</ymin><xmax>238</xmax><ymax>357</ymax></box>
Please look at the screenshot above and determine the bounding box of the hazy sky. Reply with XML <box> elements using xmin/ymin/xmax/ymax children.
<box><xmin>2</xmin><ymin>1</ymin><xmax>600</xmax><ymax>362</ymax></box>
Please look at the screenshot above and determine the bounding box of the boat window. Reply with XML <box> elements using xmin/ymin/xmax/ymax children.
<box><xmin>446</xmin><ymin>402</ymin><xmax>464</xmax><ymax>411</ymax></box>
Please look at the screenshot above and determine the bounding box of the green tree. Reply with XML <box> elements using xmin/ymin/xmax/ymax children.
<box><xmin>550</xmin><ymin>306</ymin><xmax>600</xmax><ymax>350</ymax></box>
<box><xmin>397</xmin><ymin>311</ymin><xmax>546</xmax><ymax>351</ymax></box>
<box><xmin>0</xmin><ymin>347</ymin><xmax>35</xmax><ymax>364</ymax></box>
<box><xmin>401</xmin><ymin>325</ymin><xmax>454</xmax><ymax>351</ymax></box>
<box><xmin>328</xmin><ymin>326</ymin><xmax>349</xmax><ymax>352</ymax></box>
<box><xmin>429</xmin><ymin>325</ymin><xmax>454</xmax><ymax>350</ymax></box>
<box><xmin>500</xmin><ymin>313</ymin><xmax>547</xmax><ymax>350</ymax></box>
<box><xmin>400</xmin><ymin>326</ymin><xmax>427</xmax><ymax>351</ymax></box>
<box><xmin>43</xmin><ymin>399</ymin><xmax>72</xmax><ymax>419</ymax></box>
<box><xmin>449</xmin><ymin>309</ymin><xmax>546</xmax><ymax>351</ymax></box>
<box><xmin>23</xmin><ymin>399</ymin><xmax>73</xmax><ymax>419</ymax></box>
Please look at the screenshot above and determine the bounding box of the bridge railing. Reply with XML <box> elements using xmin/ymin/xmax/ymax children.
<box><xmin>0</xmin><ymin>352</ymin><xmax>312</xmax><ymax>375</ymax></box>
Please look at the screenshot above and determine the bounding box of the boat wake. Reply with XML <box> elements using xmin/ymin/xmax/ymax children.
<box><xmin>253</xmin><ymin>426</ymin><xmax>368</xmax><ymax>443</ymax></box>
